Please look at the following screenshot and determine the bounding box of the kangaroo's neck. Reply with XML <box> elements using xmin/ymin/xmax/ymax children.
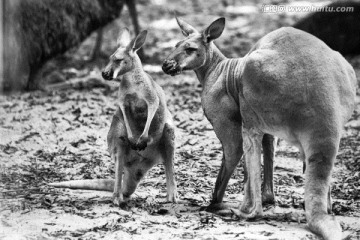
<box><xmin>123</xmin><ymin>55</ymin><xmax>148</xmax><ymax>83</ymax></box>
<box><xmin>194</xmin><ymin>43</ymin><xmax>226</xmax><ymax>86</ymax></box>
<box><xmin>130</xmin><ymin>54</ymin><xmax>145</xmax><ymax>75</ymax></box>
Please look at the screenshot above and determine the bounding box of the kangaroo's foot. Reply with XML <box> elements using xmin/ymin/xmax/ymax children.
<box><xmin>262</xmin><ymin>191</ymin><xmax>275</xmax><ymax>206</ymax></box>
<box><xmin>203</xmin><ymin>202</ymin><xmax>239</xmax><ymax>216</ymax></box>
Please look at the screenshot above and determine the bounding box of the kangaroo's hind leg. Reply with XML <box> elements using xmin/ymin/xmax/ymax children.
<box><xmin>205</xmin><ymin>114</ymin><xmax>243</xmax><ymax>213</ymax></box>
<box><xmin>107</xmin><ymin>112</ymin><xmax>130</xmax><ymax>205</ymax></box>
<box><xmin>302</xmin><ymin>130</ymin><xmax>341</xmax><ymax>240</ymax></box>
<box><xmin>160</xmin><ymin>122</ymin><xmax>177</xmax><ymax>203</ymax></box>
<box><xmin>262</xmin><ymin>134</ymin><xmax>276</xmax><ymax>206</ymax></box>
<box><xmin>236</xmin><ymin>127</ymin><xmax>263</xmax><ymax>218</ymax></box>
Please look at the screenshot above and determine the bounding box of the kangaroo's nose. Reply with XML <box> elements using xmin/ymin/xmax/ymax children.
<box><xmin>162</xmin><ymin>59</ymin><xmax>176</xmax><ymax>73</ymax></box>
<box><xmin>102</xmin><ymin>71</ymin><xmax>113</xmax><ymax>81</ymax></box>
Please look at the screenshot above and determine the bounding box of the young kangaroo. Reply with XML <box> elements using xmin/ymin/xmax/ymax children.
<box><xmin>162</xmin><ymin>17</ymin><xmax>356</xmax><ymax>240</ymax></box>
<box><xmin>50</xmin><ymin>29</ymin><xmax>177</xmax><ymax>205</ymax></box>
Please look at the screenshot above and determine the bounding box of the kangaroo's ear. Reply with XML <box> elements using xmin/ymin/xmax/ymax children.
<box><xmin>175</xmin><ymin>16</ymin><xmax>198</xmax><ymax>36</ymax></box>
<box><xmin>117</xmin><ymin>28</ymin><xmax>131</xmax><ymax>47</ymax></box>
<box><xmin>202</xmin><ymin>17</ymin><xmax>225</xmax><ymax>43</ymax></box>
<box><xmin>129</xmin><ymin>30</ymin><xmax>147</xmax><ymax>52</ymax></box>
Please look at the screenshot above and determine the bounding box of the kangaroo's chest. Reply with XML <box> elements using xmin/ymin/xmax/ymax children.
<box><xmin>123</xmin><ymin>92</ymin><xmax>147</xmax><ymax>121</ymax></box>
<box><xmin>119</xmin><ymin>78</ymin><xmax>149</xmax><ymax>117</ymax></box>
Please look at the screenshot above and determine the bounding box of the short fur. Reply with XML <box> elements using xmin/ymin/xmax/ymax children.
<box><xmin>50</xmin><ymin>29</ymin><xmax>177</xmax><ymax>205</ymax></box>
<box><xmin>162</xmin><ymin>17</ymin><xmax>356</xmax><ymax>240</ymax></box>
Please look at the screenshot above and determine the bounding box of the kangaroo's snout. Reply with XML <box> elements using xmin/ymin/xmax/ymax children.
<box><xmin>162</xmin><ymin>59</ymin><xmax>179</xmax><ymax>76</ymax></box>
<box><xmin>102</xmin><ymin>70</ymin><xmax>113</xmax><ymax>81</ymax></box>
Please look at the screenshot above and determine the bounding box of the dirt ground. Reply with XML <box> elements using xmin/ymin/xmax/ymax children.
<box><xmin>1</xmin><ymin>0</ymin><xmax>360</xmax><ymax>239</ymax></box>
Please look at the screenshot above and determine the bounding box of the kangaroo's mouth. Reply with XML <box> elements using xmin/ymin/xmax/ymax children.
<box><xmin>162</xmin><ymin>60</ymin><xmax>183</xmax><ymax>76</ymax></box>
<box><xmin>169</xmin><ymin>68</ymin><xmax>183</xmax><ymax>76</ymax></box>
<box><xmin>102</xmin><ymin>71</ymin><xmax>114</xmax><ymax>81</ymax></box>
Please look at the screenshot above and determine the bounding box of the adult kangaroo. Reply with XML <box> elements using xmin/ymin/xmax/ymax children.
<box><xmin>162</xmin><ymin>17</ymin><xmax>356</xmax><ymax>240</ymax></box>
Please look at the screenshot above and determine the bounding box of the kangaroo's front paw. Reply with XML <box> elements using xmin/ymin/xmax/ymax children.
<box><xmin>135</xmin><ymin>141</ymin><xmax>147</xmax><ymax>150</ymax></box>
<box><xmin>135</xmin><ymin>135</ymin><xmax>150</xmax><ymax>150</ymax></box>
<box><xmin>127</xmin><ymin>136</ymin><xmax>139</xmax><ymax>150</ymax></box>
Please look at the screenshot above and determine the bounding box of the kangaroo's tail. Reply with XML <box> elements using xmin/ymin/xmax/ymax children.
<box><xmin>49</xmin><ymin>179</ymin><xmax>114</xmax><ymax>192</ymax></box>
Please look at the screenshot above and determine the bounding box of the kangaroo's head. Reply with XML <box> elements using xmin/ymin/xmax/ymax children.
<box><xmin>102</xmin><ymin>28</ymin><xmax>147</xmax><ymax>80</ymax></box>
<box><xmin>162</xmin><ymin>17</ymin><xmax>225</xmax><ymax>76</ymax></box>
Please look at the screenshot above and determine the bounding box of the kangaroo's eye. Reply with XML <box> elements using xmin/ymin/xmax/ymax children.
<box><xmin>185</xmin><ymin>48</ymin><xmax>197</xmax><ymax>54</ymax></box>
<box><xmin>115</xmin><ymin>59</ymin><xmax>123</xmax><ymax>64</ymax></box>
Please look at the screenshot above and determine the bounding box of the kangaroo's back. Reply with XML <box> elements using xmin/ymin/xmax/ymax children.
<box><xmin>242</xmin><ymin>27</ymin><xmax>356</xmax><ymax>130</ymax></box>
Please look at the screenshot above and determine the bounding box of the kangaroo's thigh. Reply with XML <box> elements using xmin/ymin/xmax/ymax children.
<box><xmin>108</xmin><ymin>111</ymin><xmax>128</xmax><ymax>151</ymax></box>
